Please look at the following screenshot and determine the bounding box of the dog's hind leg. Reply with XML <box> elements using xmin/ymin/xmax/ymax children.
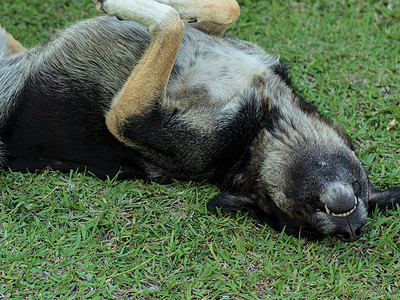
<box><xmin>93</xmin><ymin>0</ymin><xmax>184</xmax><ymax>146</ymax></box>
<box><xmin>154</xmin><ymin>0</ymin><xmax>241</xmax><ymax>36</ymax></box>
<box><xmin>0</xmin><ymin>26</ymin><xmax>25</xmax><ymax>55</ymax></box>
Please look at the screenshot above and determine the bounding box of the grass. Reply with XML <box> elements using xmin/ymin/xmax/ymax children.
<box><xmin>0</xmin><ymin>0</ymin><xmax>399</xmax><ymax>298</ymax></box>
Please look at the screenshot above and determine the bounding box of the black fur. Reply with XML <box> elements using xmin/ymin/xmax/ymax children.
<box><xmin>0</xmin><ymin>16</ymin><xmax>399</xmax><ymax>242</ymax></box>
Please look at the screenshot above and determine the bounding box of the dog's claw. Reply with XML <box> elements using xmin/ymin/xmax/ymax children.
<box><xmin>188</xmin><ymin>18</ymin><xmax>199</xmax><ymax>24</ymax></box>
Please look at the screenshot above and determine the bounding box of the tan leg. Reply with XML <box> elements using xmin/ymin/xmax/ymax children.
<box><xmin>0</xmin><ymin>26</ymin><xmax>25</xmax><ymax>55</ymax></box>
<box><xmin>93</xmin><ymin>0</ymin><xmax>184</xmax><ymax>146</ymax></box>
<box><xmin>155</xmin><ymin>0</ymin><xmax>240</xmax><ymax>36</ymax></box>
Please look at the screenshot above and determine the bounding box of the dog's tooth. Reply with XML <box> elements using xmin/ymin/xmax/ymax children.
<box><xmin>325</xmin><ymin>205</ymin><xmax>331</xmax><ymax>215</ymax></box>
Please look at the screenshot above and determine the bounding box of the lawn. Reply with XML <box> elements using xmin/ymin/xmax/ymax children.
<box><xmin>0</xmin><ymin>0</ymin><xmax>399</xmax><ymax>299</ymax></box>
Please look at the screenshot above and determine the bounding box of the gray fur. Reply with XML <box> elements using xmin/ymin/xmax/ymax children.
<box><xmin>0</xmin><ymin>29</ymin><xmax>8</xmax><ymax>58</ymax></box>
<box><xmin>0</xmin><ymin>29</ymin><xmax>33</xmax><ymax>125</ymax></box>
<box><xmin>0</xmin><ymin>16</ymin><xmax>399</xmax><ymax>241</ymax></box>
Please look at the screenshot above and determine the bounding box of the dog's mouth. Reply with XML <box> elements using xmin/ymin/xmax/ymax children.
<box><xmin>309</xmin><ymin>196</ymin><xmax>358</xmax><ymax>217</ymax></box>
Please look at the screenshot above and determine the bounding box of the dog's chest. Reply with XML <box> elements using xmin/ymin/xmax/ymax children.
<box><xmin>165</xmin><ymin>33</ymin><xmax>278</xmax><ymax>123</ymax></box>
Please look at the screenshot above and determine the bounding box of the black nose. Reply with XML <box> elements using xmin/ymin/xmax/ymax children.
<box><xmin>336</xmin><ymin>224</ymin><xmax>364</xmax><ymax>242</ymax></box>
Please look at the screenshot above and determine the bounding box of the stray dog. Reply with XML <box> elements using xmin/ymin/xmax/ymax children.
<box><xmin>0</xmin><ymin>0</ymin><xmax>399</xmax><ymax>241</ymax></box>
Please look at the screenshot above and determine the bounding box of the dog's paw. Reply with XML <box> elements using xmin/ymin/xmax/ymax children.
<box><xmin>91</xmin><ymin>0</ymin><xmax>183</xmax><ymax>36</ymax></box>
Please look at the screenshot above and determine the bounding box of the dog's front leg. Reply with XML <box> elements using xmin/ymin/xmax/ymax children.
<box><xmin>154</xmin><ymin>0</ymin><xmax>240</xmax><ymax>36</ymax></box>
<box><xmin>93</xmin><ymin>0</ymin><xmax>184</xmax><ymax>147</ymax></box>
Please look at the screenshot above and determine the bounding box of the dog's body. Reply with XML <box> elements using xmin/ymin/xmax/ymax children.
<box><xmin>0</xmin><ymin>0</ymin><xmax>399</xmax><ymax>241</ymax></box>
<box><xmin>1</xmin><ymin>17</ymin><xmax>280</xmax><ymax>181</ymax></box>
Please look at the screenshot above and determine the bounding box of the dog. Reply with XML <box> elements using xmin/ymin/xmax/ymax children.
<box><xmin>0</xmin><ymin>0</ymin><xmax>399</xmax><ymax>241</ymax></box>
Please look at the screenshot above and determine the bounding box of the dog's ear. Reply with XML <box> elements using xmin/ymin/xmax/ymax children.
<box><xmin>207</xmin><ymin>193</ymin><xmax>267</xmax><ymax>220</ymax></box>
<box><xmin>368</xmin><ymin>181</ymin><xmax>400</xmax><ymax>214</ymax></box>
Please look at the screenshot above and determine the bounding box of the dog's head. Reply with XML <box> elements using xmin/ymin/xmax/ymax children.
<box><xmin>208</xmin><ymin>143</ymin><xmax>370</xmax><ymax>242</ymax></box>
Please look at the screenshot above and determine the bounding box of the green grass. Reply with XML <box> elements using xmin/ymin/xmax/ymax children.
<box><xmin>1</xmin><ymin>0</ymin><xmax>399</xmax><ymax>298</ymax></box>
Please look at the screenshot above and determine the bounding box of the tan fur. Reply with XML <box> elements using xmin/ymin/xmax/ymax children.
<box><xmin>105</xmin><ymin>11</ymin><xmax>184</xmax><ymax>145</ymax></box>
<box><xmin>1</xmin><ymin>1</ymin><xmax>397</xmax><ymax>241</ymax></box>
<box><xmin>103</xmin><ymin>0</ymin><xmax>240</xmax><ymax>144</ymax></box>
<box><xmin>0</xmin><ymin>26</ymin><xmax>25</xmax><ymax>55</ymax></box>
<box><xmin>159</xmin><ymin>0</ymin><xmax>241</xmax><ymax>35</ymax></box>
